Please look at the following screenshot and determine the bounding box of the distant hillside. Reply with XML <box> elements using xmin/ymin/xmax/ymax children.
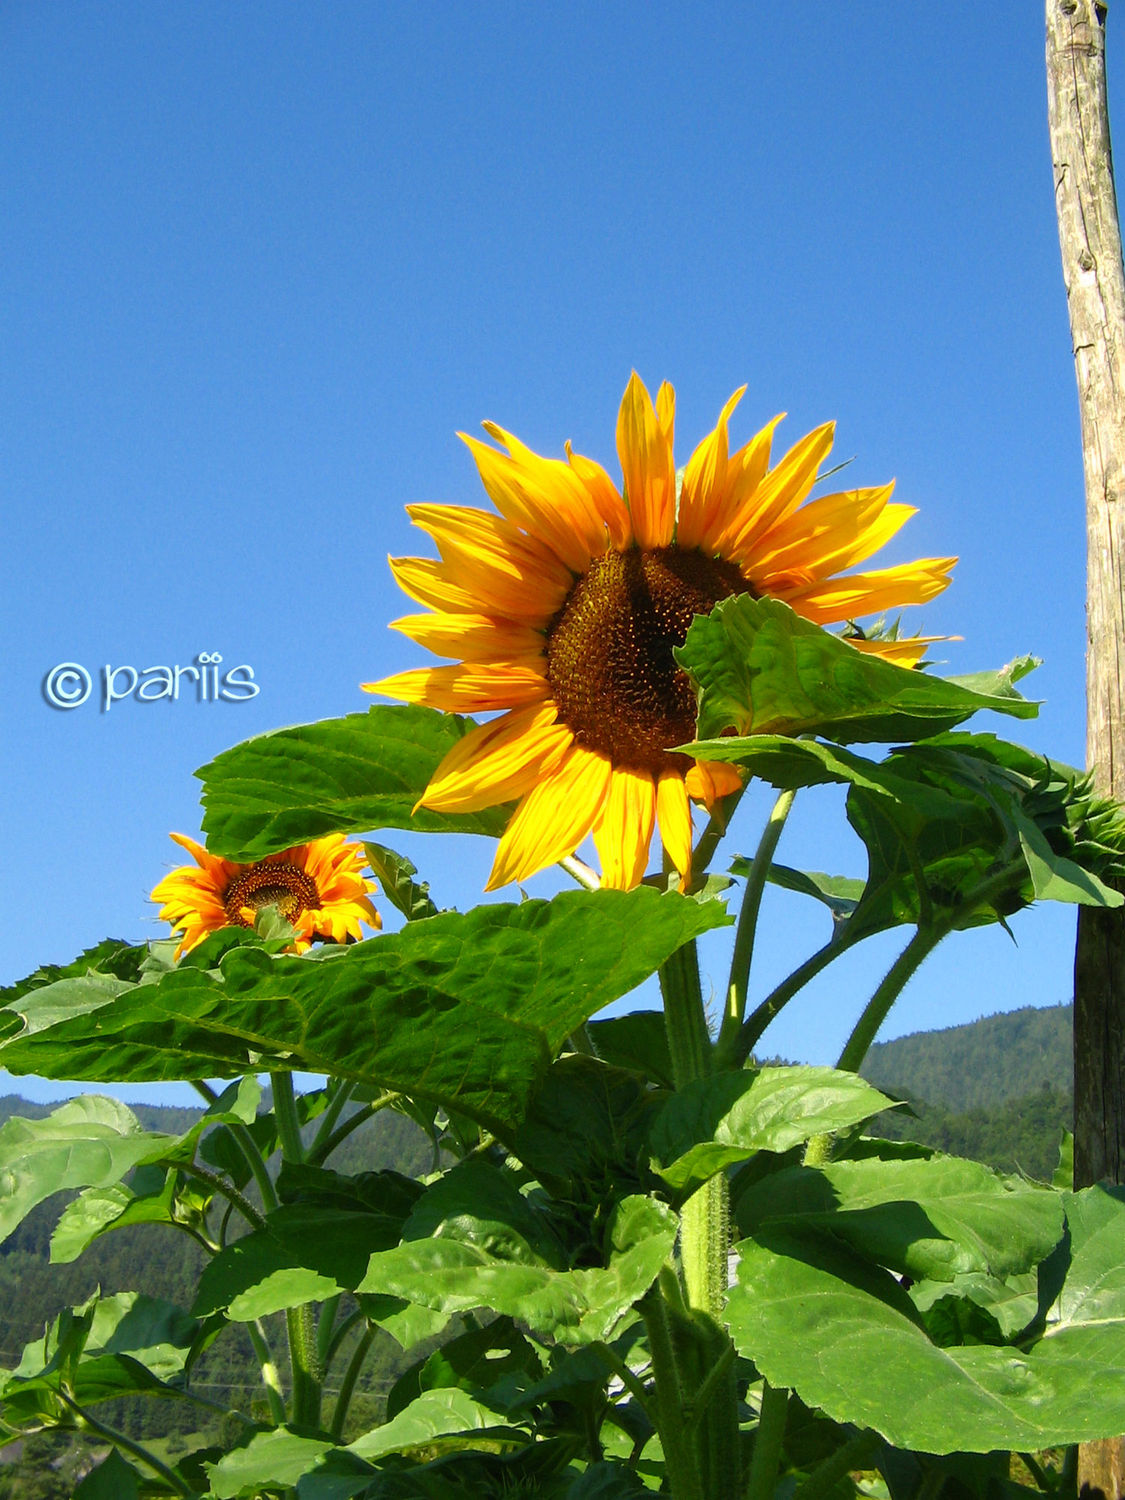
<box><xmin>859</xmin><ymin>1004</ymin><xmax>1071</xmax><ymax>1114</ymax></box>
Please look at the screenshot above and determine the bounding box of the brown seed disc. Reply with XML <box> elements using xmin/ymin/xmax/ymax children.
<box><xmin>223</xmin><ymin>863</ymin><xmax>322</xmax><ymax>926</ymax></box>
<box><xmin>545</xmin><ymin>546</ymin><xmax>748</xmax><ymax>774</ymax></box>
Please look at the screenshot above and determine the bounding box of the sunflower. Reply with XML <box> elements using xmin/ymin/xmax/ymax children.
<box><xmin>365</xmin><ymin>375</ymin><xmax>955</xmax><ymax>891</ymax></box>
<box><xmin>152</xmin><ymin>833</ymin><xmax>380</xmax><ymax>958</ymax></box>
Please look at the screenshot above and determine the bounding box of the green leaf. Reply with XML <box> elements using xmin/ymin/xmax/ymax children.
<box><xmin>402</xmin><ymin>1158</ymin><xmax>566</xmax><ymax>1266</ymax></box>
<box><xmin>734</xmin><ymin>1152</ymin><xmax>1065</xmax><ymax>1282</ymax></box>
<box><xmin>755</xmin><ymin>863</ymin><xmax>864</xmax><ymax>923</ymax></box>
<box><xmin>1015</xmin><ymin>813</ymin><xmax>1123</xmax><ymax>906</ymax></box>
<box><xmin>0</xmin><ymin>1292</ymin><xmax>202</xmax><ymax>1429</ymax></box>
<box><xmin>364</xmin><ymin>841</ymin><xmax>441</xmax><ymax>921</ymax></box>
<box><xmin>198</xmin><ymin>704</ymin><xmax>513</xmax><ymax>861</ymax></box>
<box><xmin>385</xmin><ymin>1315</ymin><xmax>543</xmax><ymax>1421</ymax></box>
<box><xmin>358</xmin><ymin>1196</ymin><xmax>677</xmax><ymax>1346</ymax></box>
<box><xmin>206</xmin><ymin>1427</ymin><xmax>334</xmax><ymax>1499</ymax></box>
<box><xmin>51</xmin><ymin>1172</ymin><xmax>178</xmax><ymax>1264</ymax></box>
<box><xmin>687</xmin><ymin>734</ymin><xmax>893</xmax><ymax>794</ymax></box>
<box><xmin>0</xmin><ymin>889</ymin><xmax>725</xmax><ymax>1132</ymax></box>
<box><xmin>0</xmin><ymin>939</ymin><xmax>148</xmax><ymax>1008</ymax></box>
<box><xmin>651</xmin><ymin>1067</ymin><xmax>894</xmax><ymax>1193</ymax></box>
<box><xmin>725</xmin><ymin>1184</ymin><xmax>1125</xmax><ymax>1452</ymax></box>
<box><xmin>347</xmin><ymin>1389</ymin><xmax>511</xmax><ymax>1461</ymax></box>
<box><xmin>194</xmin><ymin>1204</ymin><xmax>413</xmax><ymax>1318</ymax></box>
<box><xmin>510</xmin><ymin>1053</ymin><xmax>664</xmax><ymax>1199</ymax></box>
<box><xmin>587</xmin><ymin>1010</ymin><xmax>674</xmax><ymax>1089</ymax></box>
<box><xmin>74</xmin><ymin>1449</ymin><xmax>142</xmax><ymax>1500</ymax></box>
<box><xmin>677</xmin><ymin>596</ymin><xmax>1038</xmax><ymax>745</ymax></box>
<box><xmin>0</xmin><ymin>1097</ymin><xmax>177</xmax><ymax>1246</ymax></box>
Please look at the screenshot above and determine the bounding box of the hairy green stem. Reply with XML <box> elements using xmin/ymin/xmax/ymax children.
<box><xmin>310</xmin><ymin>1097</ymin><xmax>397</xmax><ymax>1165</ymax></box>
<box><xmin>836</xmin><ymin>928</ymin><xmax>942</xmax><ymax>1073</ymax></box>
<box><xmin>641</xmin><ymin>1284</ymin><xmax>705</xmax><ymax>1500</ymax></box>
<box><xmin>717</xmin><ymin>787</ymin><xmax>796</xmax><ymax>1059</ymax></box>
<box><xmin>248</xmin><ymin>1320</ymin><xmax>287</xmax><ymax>1425</ymax></box>
<box><xmin>224</xmin><ymin>1119</ymin><xmax>280</xmax><ymax>1213</ymax></box>
<box><xmin>325</xmin><ymin>1307</ymin><xmax>367</xmax><ymax>1367</ymax></box>
<box><xmin>159</xmin><ymin>1158</ymin><xmax>268</xmax><ymax>1232</ymax></box>
<box><xmin>316</xmin><ymin>1295</ymin><xmax>341</xmax><ymax>1372</ymax></box>
<box><xmin>271</xmin><ymin>1071</ymin><xmax>306</xmax><ymax>1164</ymax></box>
<box><xmin>727</xmin><ymin>936</ymin><xmax>851</xmax><ymax>1067</ymax></box>
<box><xmin>588</xmin><ymin>1341</ymin><xmax>657</xmax><ymax>1427</ymax></box>
<box><xmin>837</xmin><ymin>860</ymin><xmax>1028</xmax><ymax>1074</ymax></box>
<box><xmin>308</xmin><ymin>1080</ymin><xmax>356</xmax><ymax>1161</ymax></box>
<box><xmin>660</xmin><ymin>938</ymin><xmax>713</xmax><ymax>1088</ymax></box>
<box><xmin>745</xmin><ymin>1381</ymin><xmax>789</xmax><ymax>1500</ymax></box>
<box><xmin>56</xmin><ymin>1391</ymin><xmax>193</xmax><ymax>1496</ymax></box>
<box><xmin>287</xmin><ymin>1303</ymin><xmax>323</xmax><ymax>1428</ymax></box>
<box><xmin>680</xmin><ymin>1173</ymin><xmax>730</xmax><ymax>1317</ymax></box>
<box><xmin>330</xmin><ymin>1324</ymin><xmax>376</xmax><ymax>1442</ymax></box>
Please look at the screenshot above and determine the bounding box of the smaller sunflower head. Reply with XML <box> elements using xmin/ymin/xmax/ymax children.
<box><xmin>151</xmin><ymin>833</ymin><xmax>380</xmax><ymax>958</ymax></box>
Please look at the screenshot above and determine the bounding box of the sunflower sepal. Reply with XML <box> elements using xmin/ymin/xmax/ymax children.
<box><xmin>641</xmin><ymin>869</ymin><xmax>735</xmax><ymax>904</ymax></box>
<box><xmin>677</xmin><ymin>594</ymin><xmax>1039</xmax><ymax>746</ymax></box>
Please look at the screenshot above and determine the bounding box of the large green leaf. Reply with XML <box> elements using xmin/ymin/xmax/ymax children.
<box><xmin>0</xmin><ymin>889</ymin><xmax>725</xmax><ymax>1131</ymax></box>
<box><xmin>0</xmin><ymin>1097</ymin><xmax>178</xmax><ymax>1246</ymax></box>
<box><xmin>710</xmin><ymin>733</ymin><xmax>1125</xmax><ymax>939</ymax></box>
<box><xmin>510</xmin><ymin>1053</ymin><xmax>664</xmax><ymax>1200</ymax></box>
<box><xmin>347</xmin><ymin>1388</ymin><xmax>511</xmax><ymax>1461</ymax></box>
<box><xmin>650</xmin><ymin>1067</ymin><xmax>894</xmax><ymax>1194</ymax></box>
<box><xmin>193</xmin><ymin>1204</ymin><xmax>412</xmax><ymax>1319</ymax></box>
<box><xmin>676</xmin><ymin>596</ymin><xmax>1038</xmax><ymax>745</ymax></box>
<box><xmin>734</xmin><ymin>1151</ymin><xmax>1064</xmax><ymax>1282</ymax></box>
<box><xmin>385</xmin><ymin>1315</ymin><xmax>544</xmax><ymax>1422</ymax></box>
<box><xmin>725</xmin><ymin>1184</ymin><xmax>1125</xmax><ymax>1453</ymax></box>
<box><xmin>74</xmin><ymin>1449</ymin><xmax>143</xmax><ymax>1500</ymax></box>
<box><xmin>0</xmin><ymin>1292</ymin><xmax>202</xmax><ymax>1433</ymax></box>
<box><xmin>357</xmin><ymin>1196</ymin><xmax>677</xmax><ymax>1346</ymax></box>
<box><xmin>198</xmin><ymin>704</ymin><xmax>513</xmax><ymax>860</ymax></box>
<box><xmin>206</xmin><ymin>1428</ymin><xmax>334</xmax><ymax>1500</ymax></box>
<box><xmin>206</xmin><ymin>1391</ymin><xmax>510</xmax><ymax>1499</ymax></box>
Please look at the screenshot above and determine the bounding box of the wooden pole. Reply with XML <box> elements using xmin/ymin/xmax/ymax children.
<box><xmin>1047</xmin><ymin>1</ymin><xmax>1125</xmax><ymax>1493</ymax></box>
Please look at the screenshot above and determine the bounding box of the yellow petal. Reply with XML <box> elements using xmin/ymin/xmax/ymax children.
<box><xmin>593</xmin><ymin>766</ymin><xmax>657</xmax><ymax>889</ymax></box>
<box><xmin>389</xmin><ymin>556</ymin><xmax>484</xmax><ymax>615</ymax></box>
<box><xmin>718</xmin><ymin>422</ymin><xmax>836</xmax><ymax>564</ymax></box>
<box><xmin>685</xmin><ymin>759</ymin><xmax>743</xmax><ymax>809</ymax></box>
<box><xmin>847</xmin><ymin>634</ymin><xmax>958</xmax><ymax>668</ymax></box>
<box><xmin>566</xmin><ymin>442</ymin><xmax>632</xmax><ymax>549</ymax></box>
<box><xmin>780</xmin><ymin>557</ymin><xmax>957</xmax><ymax>624</ymax></box>
<box><xmin>656</xmin><ymin>771</ymin><xmax>692</xmax><ymax>885</ymax></box>
<box><xmin>390</xmin><ymin>612</ymin><xmax>545</xmax><ymax>663</ymax></box>
<box><xmin>362</xmin><ymin>661</ymin><xmax>550</xmax><ymax>712</ymax></box>
<box><xmin>422</xmin><ymin>702</ymin><xmax>574</xmax><ymax>812</ymax></box>
<box><xmin>749</xmin><ymin>486</ymin><xmax>908</xmax><ymax>583</ymax></box>
<box><xmin>407</xmin><ymin>503</ymin><xmax>573</xmax><ymax>621</ymax></box>
<box><xmin>656</xmin><ymin>381</ymin><xmax>676</xmax><ymax>446</ymax></box>
<box><xmin>616</xmin><ymin>372</ymin><xmax>675</xmax><ymax>548</ymax></box>
<box><xmin>486</xmin><ymin>745</ymin><xmax>613</xmax><ymax>889</ymax></box>
<box><xmin>676</xmin><ymin>387</ymin><xmax>746</xmax><ymax>550</ymax></box>
<box><xmin>472</xmin><ymin>423</ymin><xmax>610</xmax><ymax>569</ymax></box>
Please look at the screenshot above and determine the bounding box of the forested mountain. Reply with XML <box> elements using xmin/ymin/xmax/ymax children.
<box><xmin>859</xmin><ymin>1003</ymin><xmax>1071</xmax><ymax>1112</ymax></box>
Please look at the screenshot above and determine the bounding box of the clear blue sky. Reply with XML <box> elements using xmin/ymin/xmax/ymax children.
<box><xmin>1</xmin><ymin>2</ymin><xmax>1106</xmax><ymax>1105</ymax></box>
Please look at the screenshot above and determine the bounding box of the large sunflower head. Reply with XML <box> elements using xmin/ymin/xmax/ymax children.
<box><xmin>366</xmin><ymin>374</ymin><xmax>955</xmax><ymax>892</ymax></box>
<box><xmin>152</xmin><ymin>833</ymin><xmax>381</xmax><ymax>958</ymax></box>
